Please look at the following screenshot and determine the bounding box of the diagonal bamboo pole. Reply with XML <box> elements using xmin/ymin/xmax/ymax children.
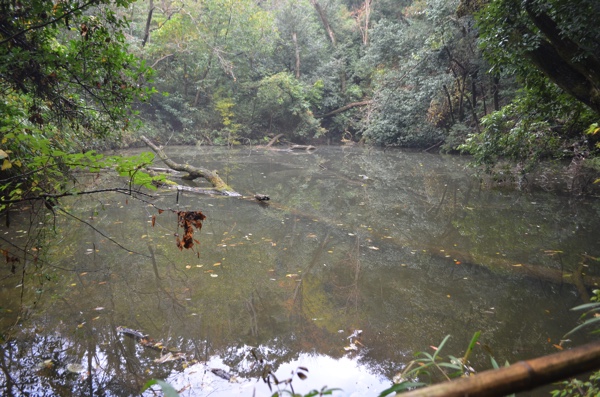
<box><xmin>398</xmin><ymin>340</ymin><xmax>600</xmax><ymax>397</ymax></box>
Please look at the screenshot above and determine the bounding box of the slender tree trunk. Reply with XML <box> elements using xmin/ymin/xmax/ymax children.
<box><xmin>471</xmin><ymin>77</ymin><xmax>477</xmax><ymax>109</ymax></box>
<box><xmin>183</xmin><ymin>62</ymin><xmax>188</xmax><ymax>98</ymax></box>
<box><xmin>310</xmin><ymin>0</ymin><xmax>336</xmax><ymax>46</ymax></box>
<box><xmin>492</xmin><ymin>75</ymin><xmax>500</xmax><ymax>111</ymax></box>
<box><xmin>193</xmin><ymin>53</ymin><xmax>214</xmax><ymax>107</ymax></box>
<box><xmin>141</xmin><ymin>0</ymin><xmax>154</xmax><ymax>47</ymax></box>
<box><xmin>363</xmin><ymin>0</ymin><xmax>371</xmax><ymax>45</ymax></box>
<box><xmin>292</xmin><ymin>31</ymin><xmax>300</xmax><ymax>78</ymax></box>
<box><xmin>458</xmin><ymin>74</ymin><xmax>466</xmax><ymax>122</ymax></box>
<box><xmin>479</xmin><ymin>82</ymin><xmax>488</xmax><ymax>115</ymax></box>
<box><xmin>443</xmin><ymin>84</ymin><xmax>455</xmax><ymax>124</ymax></box>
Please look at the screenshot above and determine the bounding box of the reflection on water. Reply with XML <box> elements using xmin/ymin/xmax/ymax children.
<box><xmin>1</xmin><ymin>146</ymin><xmax>599</xmax><ymax>396</ymax></box>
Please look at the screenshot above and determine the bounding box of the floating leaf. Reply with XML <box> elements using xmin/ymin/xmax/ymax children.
<box><xmin>38</xmin><ymin>359</ymin><xmax>54</xmax><ymax>369</ymax></box>
<box><xmin>344</xmin><ymin>343</ymin><xmax>358</xmax><ymax>351</ymax></box>
<box><xmin>66</xmin><ymin>363</ymin><xmax>85</xmax><ymax>374</ymax></box>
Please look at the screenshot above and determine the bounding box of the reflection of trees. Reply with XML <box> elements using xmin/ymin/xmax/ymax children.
<box><xmin>2</xmin><ymin>147</ymin><xmax>599</xmax><ymax>394</ymax></box>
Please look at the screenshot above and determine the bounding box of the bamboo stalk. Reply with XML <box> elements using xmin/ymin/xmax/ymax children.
<box><xmin>399</xmin><ymin>340</ymin><xmax>600</xmax><ymax>397</ymax></box>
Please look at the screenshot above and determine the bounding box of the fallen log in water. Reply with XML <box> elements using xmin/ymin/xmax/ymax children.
<box><xmin>397</xmin><ymin>340</ymin><xmax>600</xmax><ymax>397</ymax></box>
<box><xmin>140</xmin><ymin>136</ymin><xmax>241</xmax><ymax>197</ymax></box>
<box><xmin>290</xmin><ymin>144</ymin><xmax>316</xmax><ymax>151</ymax></box>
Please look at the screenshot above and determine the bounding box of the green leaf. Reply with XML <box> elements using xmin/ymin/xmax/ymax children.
<box><xmin>490</xmin><ymin>356</ymin><xmax>500</xmax><ymax>370</ymax></box>
<box><xmin>141</xmin><ymin>379</ymin><xmax>180</xmax><ymax>397</ymax></box>
<box><xmin>564</xmin><ymin>317</ymin><xmax>600</xmax><ymax>337</ymax></box>
<box><xmin>570</xmin><ymin>302</ymin><xmax>600</xmax><ymax>312</ymax></box>
<box><xmin>433</xmin><ymin>335</ymin><xmax>451</xmax><ymax>360</ymax></box>
<box><xmin>378</xmin><ymin>382</ymin><xmax>426</xmax><ymax>397</ymax></box>
<box><xmin>462</xmin><ymin>331</ymin><xmax>481</xmax><ymax>364</ymax></box>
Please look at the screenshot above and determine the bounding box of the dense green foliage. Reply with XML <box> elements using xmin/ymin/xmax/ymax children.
<box><xmin>3</xmin><ymin>0</ymin><xmax>600</xmax><ymax>210</ymax></box>
<box><xmin>0</xmin><ymin>0</ymin><xmax>160</xmax><ymax>211</ymax></box>
<box><xmin>126</xmin><ymin>0</ymin><xmax>600</xmax><ymax>171</ymax></box>
<box><xmin>460</xmin><ymin>0</ymin><xmax>600</xmax><ymax>169</ymax></box>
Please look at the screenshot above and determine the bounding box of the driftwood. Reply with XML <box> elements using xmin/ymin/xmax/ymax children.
<box><xmin>265</xmin><ymin>134</ymin><xmax>285</xmax><ymax>148</ymax></box>
<box><xmin>262</xmin><ymin>135</ymin><xmax>315</xmax><ymax>152</ymax></box>
<box><xmin>399</xmin><ymin>340</ymin><xmax>600</xmax><ymax>397</ymax></box>
<box><xmin>290</xmin><ymin>144</ymin><xmax>316</xmax><ymax>151</ymax></box>
<box><xmin>140</xmin><ymin>136</ymin><xmax>241</xmax><ymax>196</ymax></box>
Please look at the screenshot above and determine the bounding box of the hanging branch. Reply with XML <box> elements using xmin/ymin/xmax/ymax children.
<box><xmin>58</xmin><ymin>208</ymin><xmax>151</xmax><ymax>258</ymax></box>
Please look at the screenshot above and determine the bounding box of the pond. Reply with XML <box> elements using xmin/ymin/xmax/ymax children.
<box><xmin>1</xmin><ymin>146</ymin><xmax>599</xmax><ymax>396</ymax></box>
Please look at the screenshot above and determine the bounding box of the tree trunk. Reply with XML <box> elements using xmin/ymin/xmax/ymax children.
<box><xmin>519</xmin><ymin>2</ymin><xmax>600</xmax><ymax>115</ymax></box>
<box><xmin>141</xmin><ymin>0</ymin><xmax>154</xmax><ymax>47</ymax></box>
<box><xmin>363</xmin><ymin>0</ymin><xmax>371</xmax><ymax>46</ymax></box>
<box><xmin>140</xmin><ymin>136</ymin><xmax>240</xmax><ymax>196</ymax></box>
<box><xmin>316</xmin><ymin>100</ymin><xmax>371</xmax><ymax>118</ymax></box>
<box><xmin>310</xmin><ymin>0</ymin><xmax>336</xmax><ymax>46</ymax></box>
<box><xmin>492</xmin><ymin>75</ymin><xmax>500</xmax><ymax>111</ymax></box>
<box><xmin>443</xmin><ymin>84</ymin><xmax>455</xmax><ymax>124</ymax></box>
<box><xmin>292</xmin><ymin>31</ymin><xmax>300</xmax><ymax>78</ymax></box>
<box><xmin>183</xmin><ymin>62</ymin><xmax>188</xmax><ymax>98</ymax></box>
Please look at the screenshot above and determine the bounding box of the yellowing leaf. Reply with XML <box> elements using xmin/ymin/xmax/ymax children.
<box><xmin>1</xmin><ymin>159</ymin><xmax>12</xmax><ymax>170</ymax></box>
<box><xmin>0</xmin><ymin>149</ymin><xmax>7</xmax><ymax>159</ymax></box>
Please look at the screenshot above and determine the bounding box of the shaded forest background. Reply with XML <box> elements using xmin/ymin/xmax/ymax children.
<box><xmin>125</xmin><ymin>0</ymin><xmax>600</xmax><ymax>167</ymax></box>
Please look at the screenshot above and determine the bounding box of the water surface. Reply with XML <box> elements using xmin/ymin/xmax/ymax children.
<box><xmin>1</xmin><ymin>146</ymin><xmax>599</xmax><ymax>396</ymax></box>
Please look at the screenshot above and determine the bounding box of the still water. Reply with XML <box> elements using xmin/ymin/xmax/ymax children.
<box><xmin>1</xmin><ymin>146</ymin><xmax>599</xmax><ymax>396</ymax></box>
